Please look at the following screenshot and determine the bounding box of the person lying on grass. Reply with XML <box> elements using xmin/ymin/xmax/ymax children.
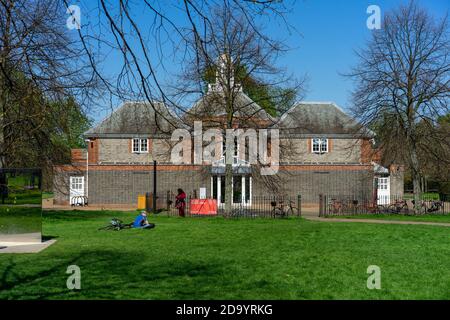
<box><xmin>98</xmin><ymin>211</ymin><xmax>155</xmax><ymax>231</ymax></box>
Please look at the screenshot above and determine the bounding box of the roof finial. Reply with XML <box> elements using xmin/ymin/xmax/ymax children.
<box><xmin>208</xmin><ymin>53</ymin><xmax>241</xmax><ymax>93</ymax></box>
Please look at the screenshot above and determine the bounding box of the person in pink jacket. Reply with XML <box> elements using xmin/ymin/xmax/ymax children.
<box><xmin>175</xmin><ymin>188</ymin><xmax>186</xmax><ymax>217</ymax></box>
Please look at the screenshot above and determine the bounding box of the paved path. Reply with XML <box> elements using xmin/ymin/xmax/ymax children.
<box><xmin>0</xmin><ymin>239</ymin><xmax>57</xmax><ymax>253</ymax></box>
<box><xmin>304</xmin><ymin>216</ymin><xmax>450</xmax><ymax>227</ymax></box>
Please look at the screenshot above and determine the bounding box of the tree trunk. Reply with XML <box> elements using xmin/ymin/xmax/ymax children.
<box><xmin>0</xmin><ymin>62</ymin><xmax>5</xmax><ymax>169</ymax></box>
<box><xmin>224</xmin><ymin>162</ymin><xmax>233</xmax><ymax>216</ymax></box>
<box><xmin>410</xmin><ymin>145</ymin><xmax>422</xmax><ymax>214</ymax></box>
<box><xmin>0</xmin><ymin>0</ymin><xmax>11</xmax><ymax>169</ymax></box>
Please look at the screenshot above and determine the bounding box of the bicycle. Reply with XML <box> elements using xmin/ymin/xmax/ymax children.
<box><xmin>230</xmin><ymin>207</ymin><xmax>256</xmax><ymax>218</ymax></box>
<box><xmin>410</xmin><ymin>199</ymin><xmax>444</xmax><ymax>215</ymax></box>
<box><xmin>98</xmin><ymin>218</ymin><xmax>132</xmax><ymax>231</ymax></box>
<box><xmin>427</xmin><ymin>200</ymin><xmax>444</xmax><ymax>213</ymax></box>
<box><xmin>410</xmin><ymin>200</ymin><xmax>428</xmax><ymax>215</ymax></box>
<box><xmin>387</xmin><ymin>199</ymin><xmax>410</xmax><ymax>214</ymax></box>
<box><xmin>271</xmin><ymin>199</ymin><xmax>298</xmax><ymax>218</ymax></box>
<box><xmin>328</xmin><ymin>198</ymin><xmax>348</xmax><ymax>215</ymax></box>
<box><xmin>356</xmin><ymin>201</ymin><xmax>384</xmax><ymax>214</ymax></box>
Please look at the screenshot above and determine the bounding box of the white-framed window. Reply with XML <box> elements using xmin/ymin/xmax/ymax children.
<box><xmin>70</xmin><ymin>177</ymin><xmax>84</xmax><ymax>191</ymax></box>
<box><xmin>311</xmin><ymin>138</ymin><xmax>328</xmax><ymax>153</ymax></box>
<box><xmin>378</xmin><ymin>177</ymin><xmax>388</xmax><ymax>190</ymax></box>
<box><xmin>132</xmin><ymin>138</ymin><xmax>148</xmax><ymax>153</ymax></box>
<box><xmin>221</xmin><ymin>136</ymin><xmax>239</xmax><ymax>164</ymax></box>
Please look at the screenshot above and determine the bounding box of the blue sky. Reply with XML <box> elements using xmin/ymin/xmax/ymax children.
<box><xmin>83</xmin><ymin>0</ymin><xmax>449</xmax><ymax>123</ymax></box>
<box><xmin>278</xmin><ymin>0</ymin><xmax>448</xmax><ymax>109</ymax></box>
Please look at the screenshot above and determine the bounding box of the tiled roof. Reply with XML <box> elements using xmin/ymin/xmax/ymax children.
<box><xmin>275</xmin><ymin>102</ymin><xmax>374</xmax><ymax>137</ymax></box>
<box><xmin>85</xmin><ymin>101</ymin><xmax>183</xmax><ymax>137</ymax></box>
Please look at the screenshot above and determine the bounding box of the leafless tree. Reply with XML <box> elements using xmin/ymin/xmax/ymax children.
<box><xmin>171</xmin><ymin>5</ymin><xmax>304</xmax><ymax>214</ymax></box>
<box><xmin>346</xmin><ymin>1</ymin><xmax>450</xmax><ymax>212</ymax></box>
<box><xmin>63</xmin><ymin>0</ymin><xmax>296</xmax><ymax>126</ymax></box>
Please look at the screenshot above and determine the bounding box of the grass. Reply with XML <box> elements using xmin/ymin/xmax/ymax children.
<box><xmin>325</xmin><ymin>214</ymin><xmax>450</xmax><ymax>223</ymax></box>
<box><xmin>404</xmin><ymin>192</ymin><xmax>441</xmax><ymax>200</ymax></box>
<box><xmin>0</xmin><ymin>210</ymin><xmax>449</xmax><ymax>300</ymax></box>
<box><xmin>1</xmin><ymin>190</ymin><xmax>41</xmax><ymax>205</ymax></box>
<box><xmin>2</xmin><ymin>174</ymin><xmax>42</xmax><ymax>205</ymax></box>
<box><xmin>0</xmin><ymin>207</ymin><xmax>42</xmax><ymax>234</ymax></box>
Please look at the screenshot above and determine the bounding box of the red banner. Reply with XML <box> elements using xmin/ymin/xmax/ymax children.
<box><xmin>190</xmin><ymin>199</ymin><xmax>218</xmax><ymax>215</ymax></box>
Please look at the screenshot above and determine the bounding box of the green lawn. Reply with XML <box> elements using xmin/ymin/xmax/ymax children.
<box><xmin>404</xmin><ymin>192</ymin><xmax>441</xmax><ymax>200</ymax></box>
<box><xmin>0</xmin><ymin>207</ymin><xmax>42</xmax><ymax>234</ymax></box>
<box><xmin>0</xmin><ymin>210</ymin><xmax>449</xmax><ymax>300</ymax></box>
<box><xmin>325</xmin><ymin>214</ymin><xmax>450</xmax><ymax>223</ymax></box>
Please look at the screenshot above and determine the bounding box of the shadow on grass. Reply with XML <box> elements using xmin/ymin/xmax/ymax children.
<box><xmin>0</xmin><ymin>248</ymin><xmax>225</xmax><ymax>299</ymax></box>
<box><xmin>41</xmin><ymin>235</ymin><xmax>59</xmax><ymax>241</ymax></box>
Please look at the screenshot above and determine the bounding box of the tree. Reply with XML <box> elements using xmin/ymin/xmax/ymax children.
<box><xmin>203</xmin><ymin>64</ymin><xmax>298</xmax><ymax>116</ymax></box>
<box><xmin>174</xmin><ymin>5</ymin><xmax>303</xmax><ymax>215</ymax></box>
<box><xmin>63</xmin><ymin>0</ymin><xmax>295</xmax><ymax>126</ymax></box>
<box><xmin>4</xmin><ymin>77</ymin><xmax>91</xmax><ymax>188</ymax></box>
<box><xmin>346</xmin><ymin>1</ymin><xmax>450</xmax><ymax>212</ymax></box>
<box><xmin>0</xmin><ymin>0</ymin><xmax>98</xmax><ymax>169</ymax></box>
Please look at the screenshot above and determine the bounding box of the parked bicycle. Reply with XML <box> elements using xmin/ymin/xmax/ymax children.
<box><xmin>387</xmin><ymin>199</ymin><xmax>410</xmax><ymax>214</ymax></box>
<box><xmin>356</xmin><ymin>201</ymin><xmax>384</xmax><ymax>214</ymax></box>
<box><xmin>230</xmin><ymin>207</ymin><xmax>257</xmax><ymax>218</ymax></box>
<box><xmin>427</xmin><ymin>200</ymin><xmax>444</xmax><ymax>213</ymax></box>
<box><xmin>271</xmin><ymin>199</ymin><xmax>298</xmax><ymax>218</ymax></box>
<box><xmin>328</xmin><ymin>198</ymin><xmax>348</xmax><ymax>215</ymax></box>
<box><xmin>411</xmin><ymin>199</ymin><xmax>444</xmax><ymax>214</ymax></box>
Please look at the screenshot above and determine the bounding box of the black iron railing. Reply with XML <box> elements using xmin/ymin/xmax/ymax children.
<box><xmin>319</xmin><ymin>193</ymin><xmax>450</xmax><ymax>216</ymax></box>
<box><xmin>148</xmin><ymin>192</ymin><xmax>302</xmax><ymax>218</ymax></box>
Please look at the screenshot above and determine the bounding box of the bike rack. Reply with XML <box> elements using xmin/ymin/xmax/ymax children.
<box><xmin>71</xmin><ymin>195</ymin><xmax>88</xmax><ymax>206</ymax></box>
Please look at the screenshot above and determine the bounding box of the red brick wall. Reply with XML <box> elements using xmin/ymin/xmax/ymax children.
<box><xmin>360</xmin><ymin>139</ymin><xmax>382</xmax><ymax>164</ymax></box>
<box><xmin>88</xmin><ymin>138</ymin><xmax>99</xmax><ymax>164</ymax></box>
<box><xmin>71</xmin><ymin>149</ymin><xmax>86</xmax><ymax>163</ymax></box>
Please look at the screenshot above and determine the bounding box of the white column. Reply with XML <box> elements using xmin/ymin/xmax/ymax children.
<box><xmin>241</xmin><ymin>176</ymin><xmax>245</xmax><ymax>204</ymax></box>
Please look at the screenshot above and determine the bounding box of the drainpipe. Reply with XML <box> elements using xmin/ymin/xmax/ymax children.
<box><xmin>85</xmin><ymin>139</ymin><xmax>90</xmax><ymax>202</ymax></box>
<box><xmin>153</xmin><ymin>160</ymin><xmax>157</xmax><ymax>213</ymax></box>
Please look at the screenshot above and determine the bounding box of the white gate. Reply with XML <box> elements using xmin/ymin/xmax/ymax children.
<box><xmin>70</xmin><ymin>176</ymin><xmax>85</xmax><ymax>205</ymax></box>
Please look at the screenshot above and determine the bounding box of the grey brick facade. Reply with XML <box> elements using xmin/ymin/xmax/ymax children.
<box><xmin>54</xmin><ymin>165</ymin><xmax>376</xmax><ymax>205</ymax></box>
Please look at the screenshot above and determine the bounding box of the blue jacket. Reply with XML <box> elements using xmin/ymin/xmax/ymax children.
<box><xmin>133</xmin><ymin>215</ymin><xmax>147</xmax><ymax>228</ymax></box>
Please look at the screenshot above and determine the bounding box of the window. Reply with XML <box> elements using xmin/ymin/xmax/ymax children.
<box><xmin>312</xmin><ymin>138</ymin><xmax>328</xmax><ymax>153</ymax></box>
<box><xmin>221</xmin><ymin>136</ymin><xmax>238</xmax><ymax>162</ymax></box>
<box><xmin>70</xmin><ymin>177</ymin><xmax>84</xmax><ymax>191</ymax></box>
<box><xmin>378</xmin><ymin>178</ymin><xmax>388</xmax><ymax>190</ymax></box>
<box><xmin>140</xmin><ymin>139</ymin><xmax>148</xmax><ymax>152</ymax></box>
<box><xmin>132</xmin><ymin>138</ymin><xmax>148</xmax><ymax>153</ymax></box>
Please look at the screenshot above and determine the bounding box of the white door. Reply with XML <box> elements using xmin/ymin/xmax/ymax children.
<box><xmin>377</xmin><ymin>177</ymin><xmax>390</xmax><ymax>205</ymax></box>
<box><xmin>70</xmin><ymin>176</ymin><xmax>85</xmax><ymax>205</ymax></box>
<box><xmin>211</xmin><ymin>176</ymin><xmax>252</xmax><ymax>206</ymax></box>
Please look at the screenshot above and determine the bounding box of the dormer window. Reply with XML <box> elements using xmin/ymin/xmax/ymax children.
<box><xmin>312</xmin><ymin>138</ymin><xmax>328</xmax><ymax>153</ymax></box>
<box><xmin>132</xmin><ymin>138</ymin><xmax>148</xmax><ymax>153</ymax></box>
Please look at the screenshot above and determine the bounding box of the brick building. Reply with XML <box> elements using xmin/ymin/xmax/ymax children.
<box><xmin>53</xmin><ymin>97</ymin><xmax>404</xmax><ymax>206</ymax></box>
